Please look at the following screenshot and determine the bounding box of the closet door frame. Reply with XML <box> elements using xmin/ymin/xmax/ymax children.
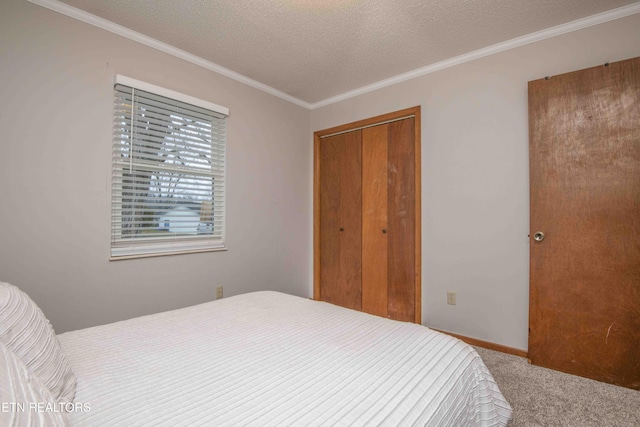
<box><xmin>313</xmin><ymin>106</ymin><xmax>422</xmax><ymax>323</ymax></box>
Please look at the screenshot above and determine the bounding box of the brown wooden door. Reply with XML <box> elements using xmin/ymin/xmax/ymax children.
<box><xmin>361</xmin><ymin>118</ymin><xmax>416</xmax><ymax>322</ymax></box>
<box><xmin>361</xmin><ymin>124</ymin><xmax>389</xmax><ymax>317</ymax></box>
<box><xmin>318</xmin><ymin>130</ymin><xmax>362</xmax><ymax>310</ymax></box>
<box><xmin>387</xmin><ymin>118</ymin><xmax>417</xmax><ymax>322</ymax></box>
<box><xmin>528</xmin><ymin>57</ymin><xmax>640</xmax><ymax>389</ymax></box>
<box><xmin>315</xmin><ymin>107</ymin><xmax>421</xmax><ymax>323</ymax></box>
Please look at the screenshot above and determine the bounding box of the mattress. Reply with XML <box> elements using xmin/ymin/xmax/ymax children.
<box><xmin>57</xmin><ymin>291</ymin><xmax>512</xmax><ymax>426</ymax></box>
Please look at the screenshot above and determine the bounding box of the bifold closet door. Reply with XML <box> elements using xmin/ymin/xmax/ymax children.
<box><xmin>361</xmin><ymin>119</ymin><xmax>416</xmax><ymax>322</ymax></box>
<box><xmin>315</xmin><ymin>106</ymin><xmax>421</xmax><ymax>324</ymax></box>
<box><xmin>361</xmin><ymin>125</ymin><xmax>388</xmax><ymax>317</ymax></box>
<box><xmin>318</xmin><ymin>130</ymin><xmax>362</xmax><ymax>310</ymax></box>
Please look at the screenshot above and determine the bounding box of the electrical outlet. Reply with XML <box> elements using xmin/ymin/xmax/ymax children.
<box><xmin>216</xmin><ymin>286</ymin><xmax>223</xmax><ymax>300</ymax></box>
<box><xmin>447</xmin><ymin>291</ymin><xmax>456</xmax><ymax>305</ymax></box>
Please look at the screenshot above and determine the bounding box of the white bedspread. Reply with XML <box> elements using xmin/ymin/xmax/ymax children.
<box><xmin>58</xmin><ymin>291</ymin><xmax>512</xmax><ymax>426</ymax></box>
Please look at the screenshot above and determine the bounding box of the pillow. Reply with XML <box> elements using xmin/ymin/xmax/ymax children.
<box><xmin>0</xmin><ymin>282</ymin><xmax>76</xmax><ymax>404</ymax></box>
<box><xmin>0</xmin><ymin>342</ymin><xmax>70</xmax><ymax>426</ymax></box>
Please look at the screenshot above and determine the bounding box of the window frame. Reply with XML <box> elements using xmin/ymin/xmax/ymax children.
<box><xmin>110</xmin><ymin>75</ymin><xmax>229</xmax><ymax>260</ymax></box>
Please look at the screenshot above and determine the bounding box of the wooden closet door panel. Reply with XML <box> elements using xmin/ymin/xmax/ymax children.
<box><xmin>319</xmin><ymin>131</ymin><xmax>362</xmax><ymax>310</ymax></box>
<box><xmin>362</xmin><ymin>124</ymin><xmax>389</xmax><ymax>317</ymax></box>
<box><xmin>387</xmin><ymin>118</ymin><xmax>416</xmax><ymax>322</ymax></box>
<box><xmin>529</xmin><ymin>57</ymin><xmax>640</xmax><ymax>389</ymax></box>
<box><xmin>314</xmin><ymin>106</ymin><xmax>421</xmax><ymax>321</ymax></box>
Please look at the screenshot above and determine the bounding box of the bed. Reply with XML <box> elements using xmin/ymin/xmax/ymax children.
<box><xmin>1</xmin><ymin>283</ymin><xmax>512</xmax><ymax>426</ymax></box>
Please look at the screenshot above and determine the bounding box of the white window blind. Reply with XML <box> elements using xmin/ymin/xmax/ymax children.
<box><xmin>111</xmin><ymin>77</ymin><xmax>227</xmax><ymax>259</ymax></box>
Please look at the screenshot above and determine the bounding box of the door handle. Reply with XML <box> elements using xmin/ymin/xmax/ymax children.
<box><xmin>533</xmin><ymin>231</ymin><xmax>545</xmax><ymax>242</ymax></box>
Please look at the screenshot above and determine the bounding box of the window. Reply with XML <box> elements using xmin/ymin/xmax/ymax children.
<box><xmin>111</xmin><ymin>76</ymin><xmax>228</xmax><ymax>259</ymax></box>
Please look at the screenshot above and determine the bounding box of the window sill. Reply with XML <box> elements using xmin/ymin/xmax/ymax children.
<box><xmin>109</xmin><ymin>246</ymin><xmax>227</xmax><ymax>261</ymax></box>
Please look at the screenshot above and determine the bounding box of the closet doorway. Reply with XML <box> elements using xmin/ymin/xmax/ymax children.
<box><xmin>528</xmin><ymin>57</ymin><xmax>640</xmax><ymax>389</ymax></box>
<box><xmin>313</xmin><ymin>107</ymin><xmax>421</xmax><ymax>323</ymax></box>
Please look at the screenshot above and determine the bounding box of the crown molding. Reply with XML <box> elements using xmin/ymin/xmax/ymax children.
<box><xmin>27</xmin><ymin>0</ymin><xmax>313</xmax><ymax>110</ymax></box>
<box><xmin>28</xmin><ymin>0</ymin><xmax>640</xmax><ymax>111</ymax></box>
<box><xmin>308</xmin><ymin>2</ymin><xmax>640</xmax><ymax>109</ymax></box>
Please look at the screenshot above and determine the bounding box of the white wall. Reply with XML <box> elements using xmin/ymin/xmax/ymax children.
<box><xmin>3</xmin><ymin>0</ymin><xmax>639</xmax><ymax>350</ymax></box>
<box><xmin>0</xmin><ymin>0</ymin><xmax>312</xmax><ymax>333</ymax></box>
<box><xmin>311</xmin><ymin>13</ymin><xmax>640</xmax><ymax>351</ymax></box>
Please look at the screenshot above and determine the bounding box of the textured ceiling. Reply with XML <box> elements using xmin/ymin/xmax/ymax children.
<box><xmin>55</xmin><ymin>0</ymin><xmax>640</xmax><ymax>105</ymax></box>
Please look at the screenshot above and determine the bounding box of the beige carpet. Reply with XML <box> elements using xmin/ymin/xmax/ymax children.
<box><xmin>474</xmin><ymin>346</ymin><xmax>640</xmax><ymax>427</ymax></box>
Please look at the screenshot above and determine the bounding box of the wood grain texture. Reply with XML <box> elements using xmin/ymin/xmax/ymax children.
<box><xmin>432</xmin><ymin>329</ymin><xmax>528</xmax><ymax>358</ymax></box>
<box><xmin>361</xmin><ymin>124</ymin><xmax>389</xmax><ymax>317</ymax></box>
<box><xmin>314</xmin><ymin>106</ymin><xmax>421</xmax><ymax>324</ymax></box>
<box><xmin>413</xmin><ymin>108</ymin><xmax>422</xmax><ymax>324</ymax></box>
<box><xmin>318</xmin><ymin>131</ymin><xmax>362</xmax><ymax>310</ymax></box>
<box><xmin>528</xmin><ymin>57</ymin><xmax>640</xmax><ymax>390</ymax></box>
<box><xmin>387</xmin><ymin>118</ymin><xmax>416</xmax><ymax>322</ymax></box>
<box><xmin>319</xmin><ymin>134</ymin><xmax>341</xmax><ymax>304</ymax></box>
<box><xmin>313</xmin><ymin>134</ymin><xmax>322</xmax><ymax>300</ymax></box>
